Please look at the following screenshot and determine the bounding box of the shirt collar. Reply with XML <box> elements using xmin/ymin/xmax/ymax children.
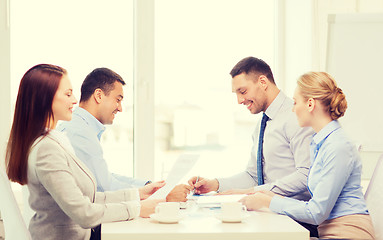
<box><xmin>264</xmin><ymin>90</ymin><xmax>285</xmax><ymax>120</ymax></box>
<box><xmin>73</xmin><ymin>107</ymin><xmax>106</xmax><ymax>140</ymax></box>
<box><xmin>312</xmin><ymin>120</ymin><xmax>341</xmax><ymax>147</ymax></box>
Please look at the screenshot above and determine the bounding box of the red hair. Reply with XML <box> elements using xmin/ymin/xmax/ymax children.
<box><xmin>6</xmin><ymin>64</ymin><xmax>67</xmax><ymax>184</ymax></box>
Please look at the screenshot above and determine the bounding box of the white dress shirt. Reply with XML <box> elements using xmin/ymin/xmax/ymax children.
<box><xmin>218</xmin><ymin>91</ymin><xmax>313</xmax><ymax>200</ymax></box>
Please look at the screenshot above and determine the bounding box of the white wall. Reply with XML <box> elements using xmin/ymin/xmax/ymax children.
<box><xmin>315</xmin><ymin>0</ymin><xmax>383</xmax><ymax>179</ymax></box>
<box><xmin>274</xmin><ymin>0</ymin><xmax>313</xmax><ymax>96</ymax></box>
<box><xmin>286</xmin><ymin>0</ymin><xmax>314</xmax><ymax>96</ymax></box>
<box><xmin>314</xmin><ymin>0</ymin><xmax>383</xmax><ymax>71</ymax></box>
<box><xmin>0</xmin><ymin>0</ymin><xmax>10</xmax><ymax>236</ymax></box>
<box><xmin>0</xmin><ymin>0</ymin><xmax>11</xmax><ymax>170</ymax></box>
<box><xmin>277</xmin><ymin>0</ymin><xmax>383</xmax><ymax>95</ymax></box>
<box><xmin>134</xmin><ymin>0</ymin><xmax>155</xmax><ymax>179</ymax></box>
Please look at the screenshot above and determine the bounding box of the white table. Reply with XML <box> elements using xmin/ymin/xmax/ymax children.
<box><xmin>102</xmin><ymin>205</ymin><xmax>309</xmax><ymax>240</ymax></box>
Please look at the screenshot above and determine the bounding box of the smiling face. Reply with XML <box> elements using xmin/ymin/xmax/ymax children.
<box><xmin>232</xmin><ymin>72</ymin><xmax>268</xmax><ymax>114</ymax></box>
<box><xmin>51</xmin><ymin>75</ymin><xmax>78</xmax><ymax>125</ymax></box>
<box><xmin>292</xmin><ymin>87</ymin><xmax>312</xmax><ymax>127</ymax></box>
<box><xmin>97</xmin><ymin>81</ymin><xmax>123</xmax><ymax>125</ymax></box>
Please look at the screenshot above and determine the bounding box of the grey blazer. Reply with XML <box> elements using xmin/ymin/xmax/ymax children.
<box><xmin>27</xmin><ymin>130</ymin><xmax>140</xmax><ymax>240</ymax></box>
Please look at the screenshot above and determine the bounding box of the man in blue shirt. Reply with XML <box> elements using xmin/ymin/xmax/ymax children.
<box><xmin>58</xmin><ymin>68</ymin><xmax>191</xmax><ymax>201</ymax></box>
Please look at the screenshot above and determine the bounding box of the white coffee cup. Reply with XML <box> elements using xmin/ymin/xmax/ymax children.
<box><xmin>155</xmin><ymin>202</ymin><xmax>180</xmax><ymax>218</ymax></box>
<box><xmin>220</xmin><ymin>202</ymin><xmax>247</xmax><ymax>219</ymax></box>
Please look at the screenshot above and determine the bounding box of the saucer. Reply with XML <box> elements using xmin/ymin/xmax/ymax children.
<box><xmin>215</xmin><ymin>212</ymin><xmax>250</xmax><ymax>223</ymax></box>
<box><xmin>150</xmin><ymin>213</ymin><xmax>186</xmax><ymax>224</ymax></box>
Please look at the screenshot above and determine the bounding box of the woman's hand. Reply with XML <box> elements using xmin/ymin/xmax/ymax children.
<box><xmin>139</xmin><ymin>181</ymin><xmax>166</xmax><ymax>200</ymax></box>
<box><xmin>139</xmin><ymin>199</ymin><xmax>164</xmax><ymax>218</ymax></box>
<box><xmin>238</xmin><ymin>192</ymin><xmax>273</xmax><ymax>211</ymax></box>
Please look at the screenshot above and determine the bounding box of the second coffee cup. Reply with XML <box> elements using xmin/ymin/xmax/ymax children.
<box><xmin>221</xmin><ymin>202</ymin><xmax>247</xmax><ymax>219</ymax></box>
<box><xmin>155</xmin><ymin>202</ymin><xmax>180</xmax><ymax>218</ymax></box>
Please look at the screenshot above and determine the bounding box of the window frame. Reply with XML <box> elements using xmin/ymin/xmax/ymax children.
<box><xmin>0</xmin><ymin>0</ymin><xmax>11</xmax><ymax>169</ymax></box>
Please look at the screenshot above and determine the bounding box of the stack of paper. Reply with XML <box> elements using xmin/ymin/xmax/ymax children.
<box><xmin>196</xmin><ymin>194</ymin><xmax>247</xmax><ymax>208</ymax></box>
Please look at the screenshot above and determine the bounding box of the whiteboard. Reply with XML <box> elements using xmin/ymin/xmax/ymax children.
<box><xmin>326</xmin><ymin>13</ymin><xmax>383</xmax><ymax>152</ymax></box>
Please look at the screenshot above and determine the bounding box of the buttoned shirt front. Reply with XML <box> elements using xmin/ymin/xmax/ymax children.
<box><xmin>270</xmin><ymin>120</ymin><xmax>369</xmax><ymax>225</ymax></box>
<box><xmin>218</xmin><ymin>91</ymin><xmax>313</xmax><ymax>200</ymax></box>
<box><xmin>57</xmin><ymin>107</ymin><xmax>146</xmax><ymax>192</ymax></box>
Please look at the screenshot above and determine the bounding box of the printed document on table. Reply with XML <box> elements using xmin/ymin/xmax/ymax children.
<box><xmin>148</xmin><ymin>154</ymin><xmax>199</xmax><ymax>199</ymax></box>
<box><xmin>196</xmin><ymin>194</ymin><xmax>247</xmax><ymax>208</ymax></box>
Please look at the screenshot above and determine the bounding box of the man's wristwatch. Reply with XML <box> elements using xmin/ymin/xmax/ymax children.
<box><xmin>144</xmin><ymin>180</ymin><xmax>152</xmax><ymax>185</ymax></box>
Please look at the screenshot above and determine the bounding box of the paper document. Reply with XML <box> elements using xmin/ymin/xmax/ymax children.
<box><xmin>149</xmin><ymin>154</ymin><xmax>199</xmax><ymax>199</ymax></box>
<box><xmin>196</xmin><ymin>194</ymin><xmax>247</xmax><ymax>208</ymax></box>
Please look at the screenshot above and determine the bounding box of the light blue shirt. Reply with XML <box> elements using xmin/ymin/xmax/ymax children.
<box><xmin>57</xmin><ymin>107</ymin><xmax>147</xmax><ymax>192</ymax></box>
<box><xmin>218</xmin><ymin>91</ymin><xmax>313</xmax><ymax>201</ymax></box>
<box><xmin>270</xmin><ymin>120</ymin><xmax>369</xmax><ymax>225</ymax></box>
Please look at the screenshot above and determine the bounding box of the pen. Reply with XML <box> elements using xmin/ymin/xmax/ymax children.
<box><xmin>193</xmin><ymin>176</ymin><xmax>199</xmax><ymax>195</ymax></box>
<box><xmin>195</xmin><ymin>176</ymin><xmax>200</xmax><ymax>184</ymax></box>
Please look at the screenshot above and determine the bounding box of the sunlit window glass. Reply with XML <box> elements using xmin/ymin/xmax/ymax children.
<box><xmin>10</xmin><ymin>0</ymin><xmax>135</xmax><ymax>178</ymax></box>
<box><xmin>154</xmin><ymin>0</ymin><xmax>275</xmax><ymax>181</ymax></box>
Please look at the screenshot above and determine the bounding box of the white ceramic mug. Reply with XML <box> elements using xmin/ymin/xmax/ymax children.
<box><xmin>221</xmin><ymin>202</ymin><xmax>247</xmax><ymax>219</ymax></box>
<box><xmin>155</xmin><ymin>202</ymin><xmax>180</xmax><ymax>218</ymax></box>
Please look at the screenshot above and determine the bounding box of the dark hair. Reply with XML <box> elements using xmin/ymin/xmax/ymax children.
<box><xmin>6</xmin><ymin>64</ymin><xmax>67</xmax><ymax>185</ymax></box>
<box><xmin>230</xmin><ymin>56</ymin><xmax>275</xmax><ymax>84</ymax></box>
<box><xmin>80</xmin><ymin>68</ymin><xmax>126</xmax><ymax>102</ymax></box>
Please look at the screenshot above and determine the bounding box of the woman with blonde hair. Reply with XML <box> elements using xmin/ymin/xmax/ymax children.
<box><xmin>239</xmin><ymin>72</ymin><xmax>375</xmax><ymax>239</ymax></box>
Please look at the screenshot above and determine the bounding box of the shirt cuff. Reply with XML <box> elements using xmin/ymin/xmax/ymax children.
<box><xmin>216</xmin><ymin>178</ymin><xmax>224</xmax><ymax>192</ymax></box>
<box><xmin>124</xmin><ymin>201</ymin><xmax>141</xmax><ymax>220</ymax></box>
<box><xmin>269</xmin><ymin>195</ymin><xmax>285</xmax><ymax>214</ymax></box>
<box><xmin>253</xmin><ymin>183</ymin><xmax>272</xmax><ymax>192</ymax></box>
<box><xmin>123</xmin><ymin>188</ymin><xmax>140</xmax><ymax>201</ymax></box>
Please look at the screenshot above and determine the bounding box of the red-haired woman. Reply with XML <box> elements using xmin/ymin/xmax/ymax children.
<box><xmin>5</xmin><ymin>64</ymin><xmax>159</xmax><ymax>240</ymax></box>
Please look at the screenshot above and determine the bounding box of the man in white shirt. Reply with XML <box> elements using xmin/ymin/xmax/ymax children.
<box><xmin>189</xmin><ymin>56</ymin><xmax>317</xmax><ymax>236</ymax></box>
<box><xmin>189</xmin><ymin>57</ymin><xmax>317</xmax><ymax>236</ymax></box>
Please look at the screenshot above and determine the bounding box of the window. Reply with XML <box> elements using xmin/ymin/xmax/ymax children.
<box><xmin>154</xmin><ymin>0</ymin><xmax>275</xmax><ymax>181</ymax></box>
<box><xmin>10</xmin><ymin>0</ymin><xmax>135</xmax><ymax>177</ymax></box>
<box><xmin>8</xmin><ymin>0</ymin><xmax>277</xmax><ymax>185</ymax></box>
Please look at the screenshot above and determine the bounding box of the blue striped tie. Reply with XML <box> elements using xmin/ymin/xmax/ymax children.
<box><xmin>257</xmin><ymin>113</ymin><xmax>269</xmax><ymax>185</ymax></box>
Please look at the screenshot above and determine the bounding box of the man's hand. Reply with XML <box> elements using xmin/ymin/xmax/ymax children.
<box><xmin>166</xmin><ymin>184</ymin><xmax>193</xmax><ymax>202</ymax></box>
<box><xmin>139</xmin><ymin>180</ymin><xmax>166</xmax><ymax>200</ymax></box>
<box><xmin>188</xmin><ymin>176</ymin><xmax>219</xmax><ymax>194</ymax></box>
<box><xmin>139</xmin><ymin>199</ymin><xmax>164</xmax><ymax>218</ymax></box>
